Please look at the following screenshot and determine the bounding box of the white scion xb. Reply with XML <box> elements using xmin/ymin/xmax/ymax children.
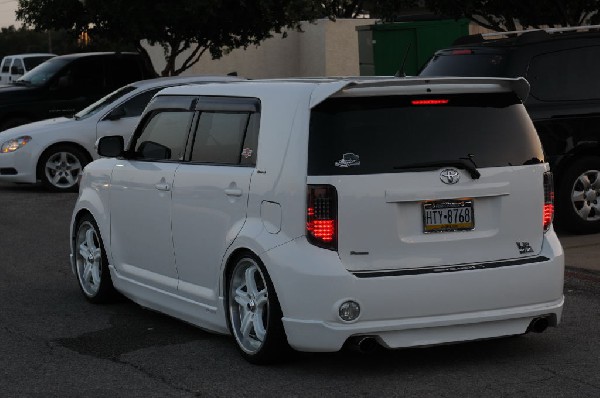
<box><xmin>70</xmin><ymin>77</ymin><xmax>564</xmax><ymax>364</ymax></box>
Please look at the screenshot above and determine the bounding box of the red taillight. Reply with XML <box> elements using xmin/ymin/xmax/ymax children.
<box><xmin>306</xmin><ymin>185</ymin><xmax>337</xmax><ymax>250</ymax></box>
<box><xmin>543</xmin><ymin>171</ymin><xmax>554</xmax><ymax>232</ymax></box>
<box><xmin>411</xmin><ymin>99</ymin><xmax>449</xmax><ymax>106</ymax></box>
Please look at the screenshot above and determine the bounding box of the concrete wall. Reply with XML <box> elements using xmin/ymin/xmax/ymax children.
<box><xmin>143</xmin><ymin>19</ymin><xmax>377</xmax><ymax>79</ymax></box>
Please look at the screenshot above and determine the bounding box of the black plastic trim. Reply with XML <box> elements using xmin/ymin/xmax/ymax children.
<box><xmin>351</xmin><ymin>256</ymin><xmax>550</xmax><ymax>278</ymax></box>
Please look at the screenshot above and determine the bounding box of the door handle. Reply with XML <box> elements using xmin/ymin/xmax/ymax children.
<box><xmin>155</xmin><ymin>182</ymin><xmax>171</xmax><ymax>191</ymax></box>
<box><xmin>225</xmin><ymin>188</ymin><xmax>243</xmax><ymax>197</ymax></box>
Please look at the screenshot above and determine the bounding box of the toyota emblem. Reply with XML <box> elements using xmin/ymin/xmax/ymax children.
<box><xmin>440</xmin><ymin>168</ymin><xmax>460</xmax><ymax>184</ymax></box>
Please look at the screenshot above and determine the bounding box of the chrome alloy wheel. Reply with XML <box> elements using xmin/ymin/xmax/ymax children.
<box><xmin>45</xmin><ymin>151</ymin><xmax>82</xmax><ymax>189</ymax></box>
<box><xmin>75</xmin><ymin>221</ymin><xmax>103</xmax><ymax>298</ymax></box>
<box><xmin>228</xmin><ymin>257</ymin><xmax>270</xmax><ymax>355</ymax></box>
<box><xmin>571</xmin><ymin>169</ymin><xmax>600</xmax><ymax>222</ymax></box>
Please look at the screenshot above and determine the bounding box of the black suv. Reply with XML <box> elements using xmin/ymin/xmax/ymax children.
<box><xmin>420</xmin><ymin>27</ymin><xmax>600</xmax><ymax>233</ymax></box>
<box><xmin>0</xmin><ymin>52</ymin><xmax>156</xmax><ymax>131</ymax></box>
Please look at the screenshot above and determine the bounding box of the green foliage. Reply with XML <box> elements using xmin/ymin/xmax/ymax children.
<box><xmin>17</xmin><ymin>0</ymin><xmax>317</xmax><ymax>76</ymax></box>
<box><xmin>425</xmin><ymin>0</ymin><xmax>600</xmax><ymax>31</ymax></box>
<box><xmin>0</xmin><ymin>25</ymin><xmax>137</xmax><ymax>59</ymax></box>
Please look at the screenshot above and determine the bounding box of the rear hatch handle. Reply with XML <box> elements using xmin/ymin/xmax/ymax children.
<box><xmin>394</xmin><ymin>159</ymin><xmax>481</xmax><ymax>179</ymax></box>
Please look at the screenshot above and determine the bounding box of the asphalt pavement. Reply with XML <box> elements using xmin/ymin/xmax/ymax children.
<box><xmin>559</xmin><ymin>232</ymin><xmax>600</xmax><ymax>273</ymax></box>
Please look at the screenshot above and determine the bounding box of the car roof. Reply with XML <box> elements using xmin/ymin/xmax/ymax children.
<box><xmin>128</xmin><ymin>75</ymin><xmax>244</xmax><ymax>90</ymax></box>
<box><xmin>52</xmin><ymin>52</ymin><xmax>141</xmax><ymax>60</ymax></box>
<box><xmin>1</xmin><ymin>53</ymin><xmax>56</xmax><ymax>58</ymax></box>
<box><xmin>159</xmin><ymin>76</ymin><xmax>530</xmax><ymax>106</ymax></box>
<box><xmin>451</xmin><ymin>29</ymin><xmax>600</xmax><ymax>49</ymax></box>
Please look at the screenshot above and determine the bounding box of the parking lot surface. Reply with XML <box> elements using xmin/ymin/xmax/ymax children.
<box><xmin>1</xmin><ymin>182</ymin><xmax>599</xmax><ymax>397</ymax></box>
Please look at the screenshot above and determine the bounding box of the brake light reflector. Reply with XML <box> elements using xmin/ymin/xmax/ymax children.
<box><xmin>452</xmin><ymin>49</ymin><xmax>474</xmax><ymax>55</ymax></box>
<box><xmin>306</xmin><ymin>185</ymin><xmax>337</xmax><ymax>250</ymax></box>
<box><xmin>543</xmin><ymin>172</ymin><xmax>554</xmax><ymax>232</ymax></box>
<box><xmin>411</xmin><ymin>99</ymin><xmax>449</xmax><ymax>105</ymax></box>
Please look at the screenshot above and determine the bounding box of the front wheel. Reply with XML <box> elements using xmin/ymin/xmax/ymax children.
<box><xmin>74</xmin><ymin>214</ymin><xmax>117</xmax><ymax>303</ymax></box>
<box><xmin>556</xmin><ymin>156</ymin><xmax>600</xmax><ymax>234</ymax></box>
<box><xmin>39</xmin><ymin>145</ymin><xmax>89</xmax><ymax>192</ymax></box>
<box><xmin>227</xmin><ymin>253</ymin><xmax>289</xmax><ymax>364</ymax></box>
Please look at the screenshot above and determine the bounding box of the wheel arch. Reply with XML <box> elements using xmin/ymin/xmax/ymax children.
<box><xmin>551</xmin><ymin>145</ymin><xmax>600</xmax><ymax>184</ymax></box>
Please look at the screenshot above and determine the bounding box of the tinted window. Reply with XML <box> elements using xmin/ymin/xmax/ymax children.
<box><xmin>12</xmin><ymin>59</ymin><xmax>24</xmax><ymax>72</ymax></box>
<box><xmin>106</xmin><ymin>57</ymin><xmax>143</xmax><ymax>90</ymax></box>
<box><xmin>2</xmin><ymin>58</ymin><xmax>12</xmax><ymax>73</ymax></box>
<box><xmin>132</xmin><ymin>111</ymin><xmax>193</xmax><ymax>161</ymax></box>
<box><xmin>420</xmin><ymin>53</ymin><xmax>509</xmax><ymax>77</ymax></box>
<box><xmin>190</xmin><ymin>112</ymin><xmax>251</xmax><ymax>165</ymax></box>
<box><xmin>308</xmin><ymin>93</ymin><xmax>544</xmax><ymax>176</ymax></box>
<box><xmin>17</xmin><ymin>57</ymin><xmax>70</xmax><ymax>86</ymax></box>
<box><xmin>527</xmin><ymin>46</ymin><xmax>600</xmax><ymax>101</ymax></box>
<box><xmin>120</xmin><ymin>88</ymin><xmax>161</xmax><ymax>117</ymax></box>
<box><xmin>23</xmin><ymin>56</ymin><xmax>54</xmax><ymax>70</ymax></box>
<box><xmin>75</xmin><ymin>86</ymin><xmax>137</xmax><ymax>120</ymax></box>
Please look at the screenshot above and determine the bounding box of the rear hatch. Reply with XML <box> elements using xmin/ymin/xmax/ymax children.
<box><xmin>307</xmin><ymin>90</ymin><xmax>547</xmax><ymax>272</ymax></box>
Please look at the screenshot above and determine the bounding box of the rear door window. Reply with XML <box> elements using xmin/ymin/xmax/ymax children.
<box><xmin>188</xmin><ymin>97</ymin><xmax>260</xmax><ymax>166</ymax></box>
<box><xmin>2</xmin><ymin>58</ymin><xmax>12</xmax><ymax>73</ymax></box>
<box><xmin>308</xmin><ymin>93</ymin><xmax>544</xmax><ymax>176</ymax></box>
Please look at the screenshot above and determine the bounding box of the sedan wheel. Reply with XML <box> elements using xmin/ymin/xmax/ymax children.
<box><xmin>39</xmin><ymin>145</ymin><xmax>88</xmax><ymax>192</ymax></box>
<box><xmin>75</xmin><ymin>215</ymin><xmax>116</xmax><ymax>303</ymax></box>
<box><xmin>227</xmin><ymin>254</ymin><xmax>288</xmax><ymax>363</ymax></box>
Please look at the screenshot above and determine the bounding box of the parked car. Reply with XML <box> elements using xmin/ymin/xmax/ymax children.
<box><xmin>70</xmin><ymin>77</ymin><xmax>564</xmax><ymax>364</ymax></box>
<box><xmin>419</xmin><ymin>26</ymin><xmax>600</xmax><ymax>234</ymax></box>
<box><xmin>0</xmin><ymin>52</ymin><xmax>156</xmax><ymax>131</ymax></box>
<box><xmin>0</xmin><ymin>53</ymin><xmax>56</xmax><ymax>85</ymax></box>
<box><xmin>0</xmin><ymin>75</ymin><xmax>242</xmax><ymax>191</ymax></box>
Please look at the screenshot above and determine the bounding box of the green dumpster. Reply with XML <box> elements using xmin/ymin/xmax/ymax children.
<box><xmin>357</xmin><ymin>19</ymin><xmax>470</xmax><ymax>76</ymax></box>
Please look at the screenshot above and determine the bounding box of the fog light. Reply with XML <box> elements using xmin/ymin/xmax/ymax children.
<box><xmin>339</xmin><ymin>301</ymin><xmax>360</xmax><ymax>322</ymax></box>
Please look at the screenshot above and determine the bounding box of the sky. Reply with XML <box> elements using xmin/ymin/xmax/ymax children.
<box><xmin>0</xmin><ymin>0</ymin><xmax>19</xmax><ymax>28</ymax></box>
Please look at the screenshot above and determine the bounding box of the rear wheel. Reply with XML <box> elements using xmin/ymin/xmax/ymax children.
<box><xmin>556</xmin><ymin>156</ymin><xmax>600</xmax><ymax>234</ymax></box>
<box><xmin>226</xmin><ymin>252</ymin><xmax>289</xmax><ymax>364</ymax></box>
<box><xmin>38</xmin><ymin>145</ymin><xmax>89</xmax><ymax>192</ymax></box>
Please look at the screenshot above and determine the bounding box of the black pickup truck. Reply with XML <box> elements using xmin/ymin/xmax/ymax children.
<box><xmin>0</xmin><ymin>52</ymin><xmax>156</xmax><ymax>131</ymax></box>
<box><xmin>420</xmin><ymin>27</ymin><xmax>600</xmax><ymax>234</ymax></box>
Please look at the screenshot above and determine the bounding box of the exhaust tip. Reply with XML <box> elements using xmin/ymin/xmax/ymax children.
<box><xmin>528</xmin><ymin>317</ymin><xmax>549</xmax><ymax>333</ymax></box>
<box><xmin>347</xmin><ymin>336</ymin><xmax>380</xmax><ymax>353</ymax></box>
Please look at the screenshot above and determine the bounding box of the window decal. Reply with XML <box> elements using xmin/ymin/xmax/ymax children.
<box><xmin>241</xmin><ymin>147</ymin><xmax>253</xmax><ymax>159</ymax></box>
<box><xmin>335</xmin><ymin>153</ymin><xmax>360</xmax><ymax>168</ymax></box>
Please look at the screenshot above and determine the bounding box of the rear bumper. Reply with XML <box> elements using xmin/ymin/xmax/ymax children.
<box><xmin>261</xmin><ymin>231</ymin><xmax>564</xmax><ymax>352</ymax></box>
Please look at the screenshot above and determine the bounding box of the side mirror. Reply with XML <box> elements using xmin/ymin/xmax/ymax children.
<box><xmin>97</xmin><ymin>135</ymin><xmax>124</xmax><ymax>157</ymax></box>
<box><xmin>105</xmin><ymin>106</ymin><xmax>126</xmax><ymax>121</ymax></box>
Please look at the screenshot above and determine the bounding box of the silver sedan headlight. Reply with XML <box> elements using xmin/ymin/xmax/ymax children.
<box><xmin>1</xmin><ymin>136</ymin><xmax>32</xmax><ymax>153</ymax></box>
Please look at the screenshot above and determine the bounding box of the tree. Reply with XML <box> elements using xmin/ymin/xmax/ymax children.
<box><xmin>425</xmin><ymin>0</ymin><xmax>600</xmax><ymax>32</ymax></box>
<box><xmin>17</xmin><ymin>0</ymin><xmax>316</xmax><ymax>76</ymax></box>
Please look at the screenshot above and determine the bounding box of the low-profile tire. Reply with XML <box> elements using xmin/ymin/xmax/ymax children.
<box><xmin>38</xmin><ymin>145</ymin><xmax>89</xmax><ymax>192</ymax></box>
<box><xmin>0</xmin><ymin>117</ymin><xmax>31</xmax><ymax>131</ymax></box>
<box><xmin>226</xmin><ymin>252</ymin><xmax>290</xmax><ymax>364</ymax></box>
<box><xmin>74</xmin><ymin>214</ymin><xmax>117</xmax><ymax>304</ymax></box>
<box><xmin>556</xmin><ymin>156</ymin><xmax>600</xmax><ymax>234</ymax></box>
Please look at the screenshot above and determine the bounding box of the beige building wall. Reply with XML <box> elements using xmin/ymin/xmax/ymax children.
<box><xmin>143</xmin><ymin>19</ymin><xmax>377</xmax><ymax>79</ymax></box>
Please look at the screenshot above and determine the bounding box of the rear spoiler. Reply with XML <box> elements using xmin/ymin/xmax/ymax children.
<box><xmin>309</xmin><ymin>77</ymin><xmax>530</xmax><ymax>108</ymax></box>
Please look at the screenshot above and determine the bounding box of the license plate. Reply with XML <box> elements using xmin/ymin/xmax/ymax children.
<box><xmin>422</xmin><ymin>199</ymin><xmax>474</xmax><ymax>233</ymax></box>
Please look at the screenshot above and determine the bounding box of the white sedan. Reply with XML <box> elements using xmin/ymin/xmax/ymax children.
<box><xmin>0</xmin><ymin>75</ymin><xmax>241</xmax><ymax>191</ymax></box>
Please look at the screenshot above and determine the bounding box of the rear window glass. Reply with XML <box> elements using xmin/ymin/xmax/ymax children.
<box><xmin>23</xmin><ymin>56</ymin><xmax>54</xmax><ymax>70</ymax></box>
<box><xmin>420</xmin><ymin>53</ymin><xmax>508</xmax><ymax>77</ymax></box>
<box><xmin>308</xmin><ymin>93</ymin><xmax>544</xmax><ymax>176</ymax></box>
